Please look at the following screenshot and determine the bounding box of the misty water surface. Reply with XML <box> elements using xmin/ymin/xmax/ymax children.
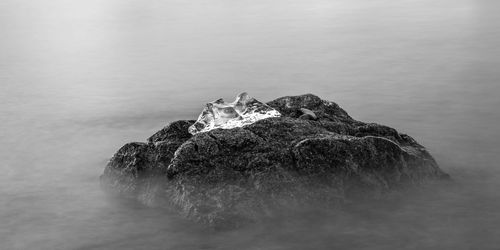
<box><xmin>1</xmin><ymin>0</ymin><xmax>500</xmax><ymax>249</ymax></box>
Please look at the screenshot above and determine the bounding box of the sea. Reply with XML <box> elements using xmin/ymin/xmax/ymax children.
<box><xmin>1</xmin><ymin>0</ymin><xmax>500</xmax><ymax>249</ymax></box>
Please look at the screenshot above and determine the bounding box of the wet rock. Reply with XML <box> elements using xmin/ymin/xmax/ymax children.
<box><xmin>101</xmin><ymin>94</ymin><xmax>449</xmax><ymax>229</ymax></box>
<box><xmin>148</xmin><ymin>120</ymin><xmax>195</xmax><ymax>145</ymax></box>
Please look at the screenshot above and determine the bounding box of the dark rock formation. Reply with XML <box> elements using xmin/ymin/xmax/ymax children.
<box><xmin>101</xmin><ymin>94</ymin><xmax>449</xmax><ymax>229</ymax></box>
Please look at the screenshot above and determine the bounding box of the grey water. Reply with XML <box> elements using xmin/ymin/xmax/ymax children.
<box><xmin>1</xmin><ymin>0</ymin><xmax>500</xmax><ymax>249</ymax></box>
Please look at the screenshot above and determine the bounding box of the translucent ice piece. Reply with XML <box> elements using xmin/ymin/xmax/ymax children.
<box><xmin>188</xmin><ymin>92</ymin><xmax>281</xmax><ymax>135</ymax></box>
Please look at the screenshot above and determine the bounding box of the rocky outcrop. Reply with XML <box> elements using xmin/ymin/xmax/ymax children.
<box><xmin>101</xmin><ymin>94</ymin><xmax>448</xmax><ymax>229</ymax></box>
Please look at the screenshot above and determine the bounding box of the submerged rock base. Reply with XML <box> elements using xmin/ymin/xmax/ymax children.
<box><xmin>101</xmin><ymin>94</ymin><xmax>449</xmax><ymax>229</ymax></box>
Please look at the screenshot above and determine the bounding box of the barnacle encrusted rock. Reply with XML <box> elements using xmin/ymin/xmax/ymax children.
<box><xmin>101</xmin><ymin>94</ymin><xmax>449</xmax><ymax>229</ymax></box>
<box><xmin>188</xmin><ymin>92</ymin><xmax>281</xmax><ymax>135</ymax></box>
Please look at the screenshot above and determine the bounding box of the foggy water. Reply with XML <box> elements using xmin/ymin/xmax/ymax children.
<box><xmin>1</xmin><ymin>0</ymin><xmax>500</xmax><ymax>249</ymax></box>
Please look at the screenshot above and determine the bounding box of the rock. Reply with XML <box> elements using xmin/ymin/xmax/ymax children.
<box><xmin>298</xmin><ymin>108</ymin><xmax>317</xmax><ymax>120</ymax></box>
<box><xmin>148</xmin><ymin>120</ymin><xmax>195</xmax><ymax>145</ymax></box>
<box><xmin>101</xmin><ymin>94</ymin><xmax>449</xmax><ymax>229</ymax></box>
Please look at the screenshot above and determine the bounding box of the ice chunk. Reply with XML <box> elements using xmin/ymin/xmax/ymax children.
<box><xmin>188</xmin><ymin>92</ymin><xmax>281</xmax><ymax>135</ymax></box>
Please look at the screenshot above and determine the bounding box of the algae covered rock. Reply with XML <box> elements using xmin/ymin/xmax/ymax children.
<box><xmin>100</xmin><ymin>94</ymin><xmax>449</xmax><ymax>229</ymax></box>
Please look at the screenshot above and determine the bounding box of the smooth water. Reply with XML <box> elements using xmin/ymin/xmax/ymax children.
<box><xmin>1</xmin><ymin>0</ymin><xmax>500</xmax><ymax>249</ymax></box>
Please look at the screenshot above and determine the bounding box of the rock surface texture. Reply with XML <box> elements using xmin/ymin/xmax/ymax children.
<box><xmin>101</xmin><ymin>94</ymin><xmax>449</xmax><ymax>229</ymax></box>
